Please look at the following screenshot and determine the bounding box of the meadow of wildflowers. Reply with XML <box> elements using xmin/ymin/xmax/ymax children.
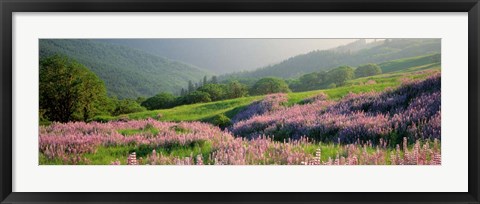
<box><xmin>230</xmin><ymin>73</ymin><xmax>441</xmax><ymax>145</ymax></box>
<box><xmin>39</xmin><ymin>74</ymin><xmax>441</xmax><ymax>165</ymax></box>
<box><xmin>231</xmin><ymin>93</ymin><xmax>288</xmax><ymax>123</ymax></box>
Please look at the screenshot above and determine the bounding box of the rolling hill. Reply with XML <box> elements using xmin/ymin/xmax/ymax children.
<box><xmin>379</xmin><ymin>53</ymin><xmax>440</xmax><ymax>73</ymax></box>
<box><xmin>39</xmin><ymin>39</ymin><xmax>212</xmax><ymax>99</ymax></box>
<box><xmin>95</xmin><ymin>39</ymin><xmax>360</xmax><ymax>74</ymax></box>
<box><xmin>223</xmin><ymin>39</ymin><xmax>440</xmax><ymax>80</ymax></box>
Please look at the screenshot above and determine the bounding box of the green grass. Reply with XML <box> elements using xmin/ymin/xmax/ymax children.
<box><xmin>324</xmin><ymin>82</ymin><xmax>396</xmax><ymax>100</ymax></box>
<box><xmin>379</xmin><ymin>53</ymin><xmax>440</xmax><ymax>73</ymax></box>
<box><xmin>170</xmin><ymin>125</ymin><xmax>192</xmax><ymax>134</ymax></box>
<box><xmin>84</xmin><ymin>145</ymin><xmax>132</xmax><ymax>165</ymax></box>
<box><xmin>396</xmin><ymin>62</ymin><xmax>440</xmax><ymax>73</ymax></box>
<box><xmin>39</xmin><ymin>153</ymin><xmax>66</xmax><ymax>165</ymax></box>
<box><xmin>127</xmin><ymin>96</ymin><xmax>262</xmax><ymax>122</ymax></box>
<box><xmin>39</xmin><ymin>140</ymin><xmax>214</xmax><ymax>165</ymax></box>
<box><xmin>118</xmin><ymin>127</ymin><xmax>160</xmax><ymax>137</ymax></box>
<box><xmin>83</xmin><ymin>141</ymin><xmax>213</xmax><ymax>165</ymax></box>
<box><xmin>155</xmin><ymin>140</ymin><xmax>214</xmax><ymax>164</ymax></box>
<box><xmin>285</xmin><ymin>90</ymin><xmax>324</xmax><ymax>105</ymax></box>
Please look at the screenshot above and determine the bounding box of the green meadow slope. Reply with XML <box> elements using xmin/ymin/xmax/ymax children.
<box><xmin>379</xmin><ymin>53</ymin><xmax>440</xmax><ymax>73</ymax></box>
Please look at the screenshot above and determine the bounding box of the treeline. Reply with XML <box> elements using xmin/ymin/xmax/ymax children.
<box><xmin>289</xmin><ymin>63</ymin><xmax>381</xmax><ymax>92</ymax></box>
<box><xmin>140</xmin><ymin>79</ymin><xmax>249</xmax><ymax>110</ymax></box>
<box><xmin>141</xmin><ymin>75</ymin><xmax>294</xmax><ymax>110</ymax></box>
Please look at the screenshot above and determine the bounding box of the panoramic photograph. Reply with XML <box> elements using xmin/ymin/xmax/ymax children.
<box><xmin>38</xmin><ymin>38</ymin><xmax>441</xmax><ymax>165</ymax></box>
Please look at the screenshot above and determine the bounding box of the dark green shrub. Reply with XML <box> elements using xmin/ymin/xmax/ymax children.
<box><xmin>209</xmin><ymin>114</ymin><xmax>232</xmax><ymax>128</ymax></box>
<box><xmin>141</xmin><ymin>92</ymin><xmax>176</xmax><ymax>110</ymax></box>
<box><xmin>197</xmin><ymin>84</ymin><xmax>228</xmax><ymax>101</ymax></box>
<box><xmin>250</xmin><ymin>77</ymin><xmax>291</xmax><ymax>95</ymax></box>
<box><xmin>88</xmin><ymin>115</ymin><xmax>116</xmax><ymax>123</ymax></box>
<box><xmin>355</xmin><ymin>63</ymin><xmax>382</xmax><ymax>78</ymax></box>
<box><xmin>112</xmin><ymin>99</ymin><xmax>146</xmax><ymax>116</ymax></box>
<box><xmin>327</xmin><ymin>83</ymin><xmax>337</xmax><ymax>89</ymax></box>
<box><xmin>183</xmin><ymin>91</ymin><xmax>212</xmax><ymax>104</ymax></box>
<box><xmin>326</xmin><ymin>66</ymin><xmax>354</xmax><ymax>86</ymax></box>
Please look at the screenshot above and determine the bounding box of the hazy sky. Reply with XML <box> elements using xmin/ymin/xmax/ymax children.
<box><xmin>100</xmin><ymin>39</ymin><xmax>365</xmax><ymax>74</ymax></box>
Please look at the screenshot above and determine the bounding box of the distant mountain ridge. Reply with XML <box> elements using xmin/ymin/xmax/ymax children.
<box><xmin>40</xmin><ymin>39</ymin><xmax>211</xmax><ymax>99</ymax></box>
<box><xmin>95</xmin><ymin>39</ymin><xmax>359</xmax><ymax>74</ymax></box>
<box><xmin>222</xmin><ymin>39</ymin><xmax>440</xmax><ymax>80</ymax></box>
<box><xmin>329</xmin><ymin>39</ymin><xmax>384</xmax><ymax>53</ymax></box>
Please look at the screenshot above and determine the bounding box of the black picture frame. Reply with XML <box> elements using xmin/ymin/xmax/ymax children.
<box><xmin>1</xmin><ymin>0</ymin><xmax>479</xmax><ymax>203</ymax></box>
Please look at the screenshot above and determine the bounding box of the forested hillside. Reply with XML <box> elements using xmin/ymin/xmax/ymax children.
<box><xmin>223</xmin><ymin>39</ymin><xmax>440</xmax><ymax>79</ymax></box>
<box><xmin>95</xmin><ymin>39</ymin><xmax>358</xmax><ymax>74</ymax></box>
<box><xmin>40</xmin><ymin>39</ymin><xmax>211</xmax><ymax>99</ymax></box>
<box><xmin>329</xmin><ymin>39</ymin><xmax>383</xmax><ymax>53</ymax></box>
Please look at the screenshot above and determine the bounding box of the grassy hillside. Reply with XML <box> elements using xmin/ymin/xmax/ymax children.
<box><xmin>379</xmin><ymin>53</ymin><xmax>440</xmax><ymax>73</ymax></box>
<box><xmin>127</xmin><ymin>96</ymin><xmax>262</xmax><ymax>122</ymax></box>
<box><xmin>223</xmin><ymin>39</ymin><xmax>440</xmax><ymax>79</ymax></box>
<box><xmin>39</xmin><ymin>39</ymin><xmax>211</xmax><ymax>99</ymax></box>
<box><xmin>106</xmin><ymin>64</ymin><xmax>439</xmax><ymax>123</ymax></box>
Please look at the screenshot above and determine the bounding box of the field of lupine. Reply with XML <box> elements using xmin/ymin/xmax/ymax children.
<box><xmin>39</xmin><ymin>72</ymin><xmax>441</xmax><ymax>165</ymax></box>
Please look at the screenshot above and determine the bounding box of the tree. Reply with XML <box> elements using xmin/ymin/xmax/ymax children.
<box><xmin>290</xmin><ymin>70</ymin><xmax>329</xmax><ymax>92</ymax></box>
<box><xmin>299</xmin><ymin>72</ymin><xmax>319</xmax><ymax>90</ymax></box>
<box><xmin>326</xmin><ymin>66</ymin><xmax>354</xmax><ymax>86</ymax></box>
<box><xmin>316</xmin><ymin>71</ymin><xmax>327</xmax><ymax>85</ymax></box>
<box><xmin>209</xmin><ymin>114</ymin><xmax>232</xmax><ymax>128</ymax></box>
<box><xmin>180</xmin><ymin>88</ymin><xmax>186</xmax><ymax>96</ymax></box>
<box><xmin>136</xmin><ymin>97</ymin><xmax>146</xmax><ymax>104</ymax></box>
<box><xmin>226</xmin><ymin>80</ymin><xmax>248</xmax><ymax>99</ymax></box>
<box><xmin>188</xmin><ymin>80</ymin><xmax>195</xmax><ymax>93</ymax></box>
<box><xmin>112</xmin><ymin>98</ymin><xmax>146</xmax><ymax>116</ymax></box>
<box><xmin>211</xmin><ymin>76</ymin><xmax>218</xmax><ymax>84</ymax></box>
<box><xmin>197</xmin><ymin>84</ymin><xmax>227</xmax><ymax>101</ymax></box>
<box><xmin>76</xmin><ymin>70</ymin><xmax>111</xmax><ymax>121</ymax></box>
<box><xmin>287</xmin><ymin>79</ymin><xmax>302</xmax><ymax>92</ymax></box>
<box><xmin>355</xmin><ymin>63</ymin><xmax>382</xmax><ymax>78</ymax></box>
<box><xmin>40</xmin><ymin>55</ymin><xmax>110</xmax><ymax>122</ymax></box>
<box><xmin>203</xmin><ymin>75</ymin><xmax>208</xmax><ymax>85</ymax></box>
<box><xmin>184</xmin><ymin>91</ymin><xmax>211</xmax><ymax>104</ymax></box>
<box><xmin>250</xmin><ymin>77</ymin><xmax>291</xmax><ymax>95</ymax></box>
<box><xmin>141</xmin><ymin>92</ymin><xmax>176</xmax><ymax>110</ymax></box>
